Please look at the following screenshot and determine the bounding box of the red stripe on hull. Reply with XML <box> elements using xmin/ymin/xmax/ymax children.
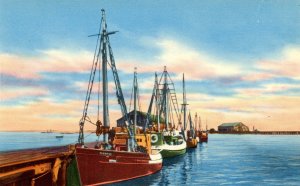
<box><xmin>76</xmin><ymin>147</ymin><xmax>162</xmax><ymax>185</ymax></box>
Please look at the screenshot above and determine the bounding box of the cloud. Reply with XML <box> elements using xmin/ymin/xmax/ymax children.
<box><xmin>117</xmin><ymin>38</ymin><xmax>243</xmax><ymax>80</ymax></box>
<box><xmin>187</xmin><ymin>93</ymin><xmax>300</xmax><ymax>131</ymax></box>
<box><xmin>0</xmin><ymin>99</ymin><xmax>124</xmax><ymax>131</ymax></box>
<box><xmin>74</xmin><ymin>81</ymin><xmax>116</xmax><ymax>94</ymax></box>
<box><xmin>0</xmin><ymin>87</ymin><xmax>49</xmax><ymax>101</ymax></box>
<box><xmin>236</xmin><ymin>83</ymin><xmax>300</xmax><ymax>97</ymax></box>
<box><xmin>1</xmin><ymin>40</ymin><xmax>300</xmax><ymax>131</ymax></box>
<box><xmin>243</xmin><ymin>46</ymin><xmax>300</xmax><ymax>81</ymax></box>
<box><xmin>0</xmin><ymin>49</ymin><xmax>93</xmax><ymax>79</ymax></box>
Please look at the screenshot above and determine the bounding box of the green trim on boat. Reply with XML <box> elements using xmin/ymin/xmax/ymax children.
<box><xmin>161</xmin><ymin>148</ymin><xmax>186</xmax><ymax>158</ymax></box>
<box><xmin>151</xmin><ymin>132</ymin><xmax>164</xmax><ymax>146</ymax></box>
<box><xmin>67</xmin><ymin>157</ymin><xmax>81</xmax><ymax>186</ymax></box>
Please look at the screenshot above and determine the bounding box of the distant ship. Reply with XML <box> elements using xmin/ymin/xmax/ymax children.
<box><xmin>41</xmin><ymin>129</ymin><xmax>53</xmax><ymax>133</ymax></box>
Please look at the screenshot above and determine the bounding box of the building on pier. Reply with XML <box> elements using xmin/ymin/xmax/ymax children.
<box><xmin>218</xmin><ymin>122</ymin><xmax>249</xmax><ymax>133</ymax></box>
<box><xmin>116</xmin><ymin>111</ymin><xmax>166</xmax><ymax>128</ymax></box>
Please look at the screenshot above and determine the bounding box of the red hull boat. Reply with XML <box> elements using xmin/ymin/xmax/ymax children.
<box><xmin>200</xmin><ymin>133</ymin><xmax>208</xmax><ymax>142</ymax></box>
<box><xmin>76</xmin><ymin>147</ymin><xmax>162</xmax><ymax>185</ymax></box>
<box><xmin>75</xmin><ymin>9</ymin><xmax>163</xmax><ymax>185</ymax></box>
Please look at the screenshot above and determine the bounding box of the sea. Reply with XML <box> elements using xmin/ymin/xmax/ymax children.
<box><xmin>1</xmin><ymin>132</ymin><xmax>300</xmax><ymax>186</ymax></box>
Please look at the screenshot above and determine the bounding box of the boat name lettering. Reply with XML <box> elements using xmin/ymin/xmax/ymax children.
<box><xmin>99</xmin><ymin>152</ymin><xmax>112</xmax><ymax>156</ymax></box>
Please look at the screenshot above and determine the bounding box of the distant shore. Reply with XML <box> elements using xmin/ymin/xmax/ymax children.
<box><xmin>1</xmin><ymin>130</ymin><xmax>300</xmax><ymax>135</ymax></box>
<box><xmin>0</xmin><ymin>130</ymin><xmax>94</xmax><ymax>133</ymax></box>
<box><xmin>210</xmin><ymin>131</ymin><xmax>300</xmax><ymax>135</ymax></box>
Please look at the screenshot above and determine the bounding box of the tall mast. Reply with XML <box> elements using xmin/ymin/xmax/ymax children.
<box><xmin>182</xmin><ymin>73</ymin><xmax>188</xmax><ymax>130</ymax></box>
<box><xmin>194</xmin><ymin>113</ymin><xmax>198</xmax><ymax>131</ymax></box>
<box><xmin>101</xmin><ymin>9</ymin><xmax>109</xmax><ymax>143</ymax></box>
<box><xmin>133</xmin><ymin>67</ymin><xmax>138</xmax><ymax>136</ymax></box>
<box><xmin>199</xmin><ymin>116</ymin><xmax>202</xmax><ymax>131</ymax></box>
<box><xmin>155</xmin><ymin>73</ymin><xmax>160</xmax><ymax>132</ymax></box>
<box><xmin>163</xmin><ymin>66</ymin><xmax>169</xmax><ymax>130</ymax></box>
<box><xmin>157</xmin><ymin>66</ymin><xmax>180</xmax><ymax>131</ymax></box>
<box><xmin>78</xmin><ymin>9</ymin><xmax>135</xmax><ymax>151</ymax></box>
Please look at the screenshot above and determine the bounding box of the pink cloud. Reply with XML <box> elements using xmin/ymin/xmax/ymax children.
<box><xmin>0</xmin><ymin>99</ymin><xmax>124</xmax><ymax>131</ymax></box>
<box><xmin>0</xmin><ymin>50</ymin><xmax>93</xmax><ymax>79</ymax></box>
<box><xmin>0</xmin><ymin>87</ymin><xmax>49</xmax><ymax>101</ymax></box>
<box><xmin>241</xmin><ymin>72</ymin><xmax>275</xmax><ymax>81</ymax></box>
<box><xmin>257</xmin><ymin>46</ymin><xmax>300</xmax><ymax>79</ymax></box>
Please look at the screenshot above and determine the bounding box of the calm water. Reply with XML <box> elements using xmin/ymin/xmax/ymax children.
<box><xmin>113</xmin><ymin>134</ymin><xmax>300</xmax><ymax>186</ymax></box>
<box><xmin>0</xmin><ymin>131</ymin><xmax>99</xmax><ymax>152</ymax></box>
<box><xmin>1</xmin><ymin>133</ymin><xmax>300</xmax><ymax>185</ymax></box>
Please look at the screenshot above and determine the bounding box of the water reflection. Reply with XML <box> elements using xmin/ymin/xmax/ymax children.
<box><xmin>112</xmin><ymin>135</ymin><xmax>300</xmax><ymax>186</ymax></box>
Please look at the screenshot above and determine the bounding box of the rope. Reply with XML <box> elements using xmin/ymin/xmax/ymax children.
<box><xmin>31</xmin><ymin>169</ymin><xmax>51</xmax><ymax>182</ymax></box>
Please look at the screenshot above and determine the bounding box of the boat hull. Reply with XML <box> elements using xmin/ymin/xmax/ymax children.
<box><xmin>200</xmin><ymin>136</ymin><xmax>208</xmax><ymax>142</ymax></box>
<box><xmin>160</xmin><ymin>147</ymin><xmax>186</xmax><ymax>158</ymax></box>
<box><xmin>187</xmin><ymin>138</ymin><xmax>198</xmax><ymax>148</ymax></box>
<box><xmin>152</xmin><ymin>142</ymin><xmax>187</xmax><ymax>158</ymax></box>
<box><xmin>75</xmin><ymin>147</ymin><xmax>162</xmax><ymax>185</ymax></box>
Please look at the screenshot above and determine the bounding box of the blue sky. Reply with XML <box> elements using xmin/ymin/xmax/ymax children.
<box><xmin>2</xmin><ymin>1</ymin><xmax>299</xmax><ymax>57</ymax></box>
<box><xmin>0</xmin><ymin>0</ymin><xmax>300</xmax><ymax>131</ymax></box>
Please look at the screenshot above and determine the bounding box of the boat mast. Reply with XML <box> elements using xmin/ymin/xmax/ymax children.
<box><xmin>155</xmin><ymin>73</ymin><xmax>160</xmax><ymax>132</ymax></box>
<box><xmin>105</xmin><ymin>26</ymin><xmax>135</xmax><ymax>151</ymax></box>
<box><xmin>189</xmin><ymin>111</ymin><xmax>196</xmax><ymax>138</ymax></box>
<box><xmin>78</xmin><ymin>9</ymin><xmax>135</xmax><ymax>151</ymax></box>
<box><xmin>133</xmin><ymin>67</ymin><xmax>138</xmax><ymax>137</ymax></box>
<box><xmin>182</xmin><ymin>73</ymin><xmax>188</xmax><ymax>130</ymax></box>
<box><xmin>157</xmin><ymin>67</ymin><xmax>180</xmax><ymax>131</ymax></box>
<box><xmin>194</xmin><ymin>113</ymin><xmax>198</xmax><ymax>131</ymax></box>
<box><xmin>199</xmin><ymin>116</ymin><xmax>202</xmax><ymax>131</ymax></box>
<box><xmin>163</xmin><ymin>66</ymin><xmax>169</xmax><ymax>130</ymax></box>
<box><xmin>101</xmin><ymin>10</ymin><xmax>109</xmax><ymax>143</ymax></box>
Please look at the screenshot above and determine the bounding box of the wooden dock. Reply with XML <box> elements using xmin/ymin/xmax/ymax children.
<box><xmin>213</xmin><ymin>131</ymin><xmax>300</xmax><ymax>135</ymax></box>
<box><xmin>256</xmin><ymin>131</ymin><xmax>300</xmax><ymax>135</ymax></box>
<box><xmin>0</xmin><ymin>145</ymin><xmax>75</xmax><ymax>186</ymax></box>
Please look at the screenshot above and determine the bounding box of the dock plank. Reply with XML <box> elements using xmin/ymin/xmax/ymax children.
<box><xmin>0</xmin><ymin>145</ymin><xmax>73</xmax><ymax>168</ymax></box>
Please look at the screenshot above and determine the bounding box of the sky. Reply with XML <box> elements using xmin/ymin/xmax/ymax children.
<box><xmin>0</xmin><ymin>0</ymin><xmax>300</xmax><ymax>131</ymax></box>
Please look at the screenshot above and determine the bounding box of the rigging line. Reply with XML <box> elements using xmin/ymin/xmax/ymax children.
<box><xmin>86</xmin><ymin>119</ymin><xmax>96</xmax><ymax>126</ymax></box>
<box><xmin>84</xmin><ymin>132</ymin><xmax>95</xmax><ymax>139</ymax></box>
<box><xmin>169</xmin><ymin>94</ymin><xmax>173</xmax><ymax>128</ymax></box>
<box><xmin>71</xmin><ymin>132</ymin><xmax>97</xmax><ymax>145</ymax></box>
<box><xmin>107</xmin><ymin>38</ymin><xmax>131</xmax><ymax>126</ymax></box>
<box><xmin>137</xmin><ymin>81</ymin><xmax>142</xmax><ymax>112</ymax></box>
<box><xmin>97</xmin><ymin>38</ymin><xmax>102</xmax><ymax>121</ymax></box>
<box><xmin>169</xmin><ymin>94</ymin><xmax>175</xmax><ymax>128</ymax></box>
<box><xmin>169</xmin><ymin>94</ymin><xmax>173</xmax><ymax>129</ymax></box>
<box><xmin>82</xmin><ymin>19</ymin><xmax>102</xmax><ymax>119</ymax></box>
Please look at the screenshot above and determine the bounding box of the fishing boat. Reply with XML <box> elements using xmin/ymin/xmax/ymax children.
<box><xmin>200</xmin><ymin>121</ymin><xmax>208</xmax><ymax>142</ymax></box>
<box><xmin>145</xmin><ymin>68</ymin><xmax>187</xmax><ymax>158</ymax></box>
<box><xmin>196</xmin><ymin>116</ymin><xmax>208</xmax><ymax>143</ymax></box>
<box><xmin>74</xmin><ymin>9</ymin><xmax>162</xmax><ymax>185</ymax></box>
<box><xmin>194</xmin><ymin>113</ymin><xmax>200</xmax><ymax>142</ymax></box>
<box><xmin>182</xmin><ymin>73</ymin><xmax>197</xmax><ymax>148</ymax></box>
<box><xmin>186</xmin><ymin>112</ymin><xmax>197</xmax><ymax>148</ymax></box>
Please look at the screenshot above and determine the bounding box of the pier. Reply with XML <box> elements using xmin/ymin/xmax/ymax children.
<box><xmin>0</xmin><ymin>145</ymin><xmax>75</xmax><ymax>186</ymax></box>
<box><xmin>214</xmin><ymin>131</ymin><xmax>300</xmax><ymax>135</ymax></box>
<box><xmin>256</xmin><ymin>131</ymin><xmax>300</xmax><ymax>135</ymax></box>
